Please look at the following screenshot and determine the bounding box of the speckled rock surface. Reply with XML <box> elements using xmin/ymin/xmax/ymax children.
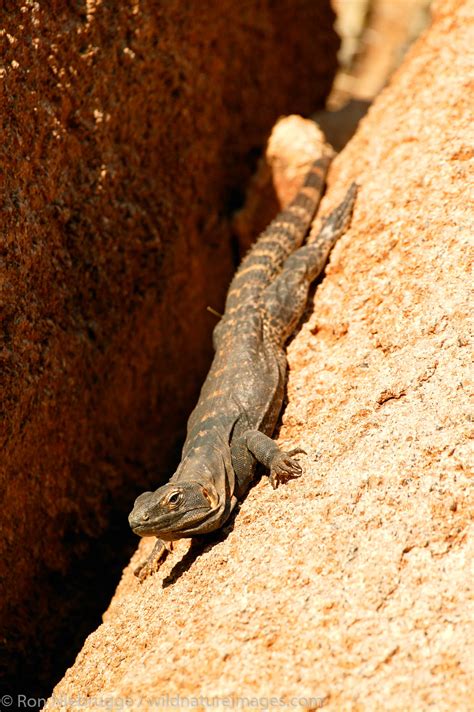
<box><xmin>46</xmin><ymin>0</ymin><xmax>472</xmax><ymax>708</ymax></box>
<box><xmin>0</xmin><ymin>0</ymin><xmax>339</xmax><ymax>695</ymax></box>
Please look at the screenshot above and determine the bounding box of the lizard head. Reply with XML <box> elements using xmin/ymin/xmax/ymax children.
<box><xmin>128</xmin><ymin>480</ymin><xmax>221</xmax><ymax>540</ymax></box>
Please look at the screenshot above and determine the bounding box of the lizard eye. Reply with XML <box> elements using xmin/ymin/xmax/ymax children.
<box><xmin>166</xmin><ymin>491</ymin><xmax>182</xmax><ymax>507</ymax></box>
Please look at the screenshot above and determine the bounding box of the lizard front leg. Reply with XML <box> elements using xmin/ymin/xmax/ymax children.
<box><xmin>134</xmin><ymin>538</ymin><xmax>173</xmax><ymax>581</ymax></box>
<box><xmin>242</xmin><ymin>430</ymin><xmax>305</xmax><ymax>489</ymax></box>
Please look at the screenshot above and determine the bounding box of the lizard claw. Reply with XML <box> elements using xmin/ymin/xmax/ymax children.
<box><xmin>269</xmin><ymin>449</ymin><xmax>305</xmax><ymax>489</ymax></box>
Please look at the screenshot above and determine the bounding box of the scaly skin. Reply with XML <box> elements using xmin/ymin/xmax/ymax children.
<box><xmin>129</xmin><ymin>158</ymin><xmax>357</xmax><ymax>576</ymax></box>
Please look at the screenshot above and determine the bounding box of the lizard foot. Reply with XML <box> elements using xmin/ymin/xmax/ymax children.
<box><xmin>134</xmin><ymin>539</ymin><xmax>173</xmax><ymax>582</ymax></box>
<box><xmin>269</xmin><ymin>448</ymin><xmax>306</xmax><ymax>490</ymax></box>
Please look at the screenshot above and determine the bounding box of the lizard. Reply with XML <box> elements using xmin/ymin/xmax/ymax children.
<box><xmin>128</xmin><ymin>155</ymin><xmax>357</xmax><ymax>577</ymax></box>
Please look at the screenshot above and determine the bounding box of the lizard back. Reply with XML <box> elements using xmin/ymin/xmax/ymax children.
<box><xmin>182</xmin><ymin>158</ymin><xmax>333</xmax><ymax>484</ymax></box>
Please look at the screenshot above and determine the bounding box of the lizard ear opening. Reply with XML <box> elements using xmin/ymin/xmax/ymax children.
<box><xmin>201</xmin><ymin>486</ymin><xmax>218</xmax><ymax>509</ymax></box>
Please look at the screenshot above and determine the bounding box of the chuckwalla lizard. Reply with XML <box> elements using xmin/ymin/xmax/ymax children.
<box><xmin>129</xmin><ymin>156</ymin><xmax>357</xmax><ymax>576</ymax></box>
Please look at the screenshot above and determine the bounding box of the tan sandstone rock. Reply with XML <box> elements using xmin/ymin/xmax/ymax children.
<box><xmin>47</xmin><ymin>0</ymin><xmax>472</xmax><ymax>708</ymax></box>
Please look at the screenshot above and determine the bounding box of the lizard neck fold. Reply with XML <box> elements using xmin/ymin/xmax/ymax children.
<box><xmin>170</xmin><ymin>434</ymin><xmax>236</xmax><ymax>534</ymax></box>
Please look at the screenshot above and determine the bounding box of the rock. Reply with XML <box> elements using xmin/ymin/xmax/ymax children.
<box><xmin>0</xmin><ymin>0</ymin><xmax>339</xmax><ymax>694</ymax></box>
<box><xmin>332</xmin><ymin>0</ymin><xmax>433</xmax><ymax>102</ymax></box>
<box><xmin>346</xmin><ymin>0</ymin><xmax>433</xmax><ymax>99</ymax></box>
<box><xmin>45</xmin><ymin>0</ymin><xmax>472</xmax><ymax>708</ymax></box>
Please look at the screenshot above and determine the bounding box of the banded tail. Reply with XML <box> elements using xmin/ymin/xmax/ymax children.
<box><xmin>225</xmin><ymin>156</ymin><xmax>332</xmax><ymax>312</ymax></box>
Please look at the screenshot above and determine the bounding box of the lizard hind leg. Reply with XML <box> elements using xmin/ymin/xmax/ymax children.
<box><xmin>262</xmin><ymin>183</ymin><xmax>357</xmax><ymax>346</ymax></box>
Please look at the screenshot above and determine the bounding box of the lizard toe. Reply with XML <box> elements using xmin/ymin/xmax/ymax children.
<box><xmin>269</xmin><ymin>451</ymin><xmax>304</xmax><ymax>488</ymax></box>
<box><xmin>270</xmin><ymin>471</ymin><xmax>280</xmax><ymax>490</ymax></box>
<box><xmin>287</xmin><ymin>447</ymin><xmax>307</xmax><ymax>457</ymax></box>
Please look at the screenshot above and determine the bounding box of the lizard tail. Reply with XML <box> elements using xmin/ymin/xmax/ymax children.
<box><xmin>307</xmin><ymin>181</ymin><xmax>358</xmax><ymax>248</ymax></box>
<box><xmin>224</xmin><ymin>156</ymin><xmax>331</xmax><ymax>312</ymax></box>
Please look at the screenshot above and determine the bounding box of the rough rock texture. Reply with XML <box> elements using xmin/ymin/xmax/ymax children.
<box><xmin>45</xmin><ymin>0</ymin><xmax>473</xmax><ymax>708</ymax></box>
<box><xmin>332</xmin><ymin>0</ymin><xmax>433</xmax><ymax>103</ymax></box>
<box><xmin>0</xmin><ymin>0</ymin><xmax>339</xmax><ymax>694</ymax></box>
<box><xmin>346</xmin><ymin>0</ymin><xmax>433</xmax><ymax>99</ymax></box>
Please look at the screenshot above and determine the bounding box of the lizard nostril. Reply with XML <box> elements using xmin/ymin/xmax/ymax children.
<box><xmin>142</xmin><ymin>514</ymin><xmax>149</xmax><ymax>521</ymax></box>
